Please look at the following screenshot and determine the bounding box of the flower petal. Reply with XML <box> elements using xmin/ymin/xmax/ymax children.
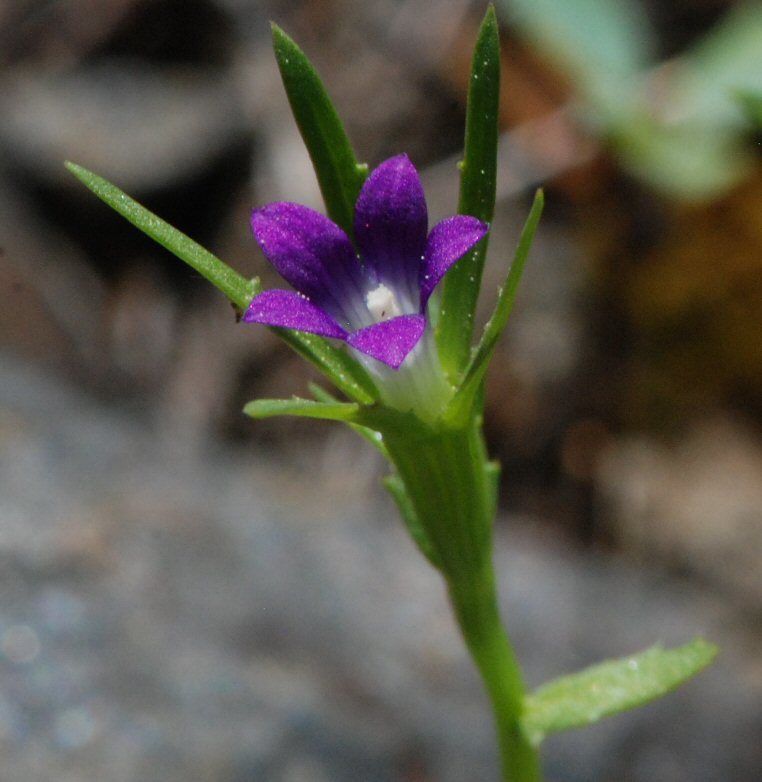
<box><xmin>420</xmin><ymin>215</ymin><xmax>489</xmax><ymax>304</ymax></box>
<box><xmin>354</xmin><ymin>155</ymin><xmax>428</xmax><ymax>306</ymax></box>
<box><xmin>243</xmin><ymin>290</ymin><xmax>348</xmax><ymax>340</ymax></box>
<box><xmin>251</xmin><ymin>202</ymin><xmax>365</xmax><ymax>323</ymax></box>
<box><xmin>347</xmin><ymin>314</ymin><xmax>425</xmax><ymax>368</ymax></box>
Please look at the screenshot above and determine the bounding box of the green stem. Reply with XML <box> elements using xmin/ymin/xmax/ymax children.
<box><xmin>448</xmin><ymin>562</ymin><xmax>541</xmax><ymax>782</ymax></box>
<box><xmin>383</xmin><ymin>421</ymin><xmax>542</xmax><ymax>781</ymax></box>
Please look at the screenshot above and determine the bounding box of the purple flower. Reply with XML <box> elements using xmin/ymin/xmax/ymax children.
<box><xmin>243</xmin><ymin>154</ymin><xmax>488</xmax><ymax>369</ymax></box>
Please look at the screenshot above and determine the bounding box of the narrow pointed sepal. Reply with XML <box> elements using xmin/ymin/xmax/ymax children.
<box><xmin>243</xmin><ymin>396</ymin><xmax>362</xmax><ymax>422</ymax></box>
<box><xmin>64</xmin><ymin>162</ymin><xmax>258</xmax><ymax>311</ymax></box>
<box><xmin>446</xmin><ymin>190</ymin><xmax>544</xmax><ymax>424</ymax></box>
<box><xmin>437</xmin><ymin>5</ymin><xmax>500</xmax><ymax>376</ymax></box>
<box><xmin>271</xmin><ymin>23</ymin><xmax>367</xmax><ymax>238</ymax></box>
<box><xmin>64</xmin><ymin>161</ymin><xmax>380</xmax><ymax>406</ymax></box>
<box><xmin>309</xmin><ymin>382</ymin><xmax>388</xmax><ymax>456</ymax></box>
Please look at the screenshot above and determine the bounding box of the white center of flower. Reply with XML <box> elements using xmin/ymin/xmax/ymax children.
<box><xmin>365</xmin><ymin>284</ymin><xmax>401</xmax><ymax>322</ymax></box>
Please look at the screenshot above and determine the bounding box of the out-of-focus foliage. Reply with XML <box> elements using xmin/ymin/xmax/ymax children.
<box><xmin>737</xmin><ymin>90</ymin><xmax>762</xmax><ymax>125</ymax></box>
<box><xmin>499</xmin><ymin>0</ymin><xmax>762</xmax><ymax>200</ymax></box>
<box><xmin>498</xmin><ymin>0</ymin><xmax>653</xmax><ymax>107</ymax></box>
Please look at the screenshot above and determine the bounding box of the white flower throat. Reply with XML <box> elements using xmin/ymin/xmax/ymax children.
<box><xmin>365</xmin><ymin>283</ymin><xmax>402</xmax><ymax>323</ymax></box>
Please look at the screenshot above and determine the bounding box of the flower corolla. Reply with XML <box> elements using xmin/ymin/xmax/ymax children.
<box><xmin>244</xmin><ymin>154</ymin><xmax>488</xmax><ymax>369</ymax></box>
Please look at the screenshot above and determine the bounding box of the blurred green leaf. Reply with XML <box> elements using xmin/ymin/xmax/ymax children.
<box><xmin>610</xmin><ymin>118</ymin><xmax>751</xmax><ymax>201</ymax></box>
<box><xmin>498</xmin><ymin>0</ymin><xmax>653</xmax><ymax>109</ymax></box>
<box><xmin>498</xmin><ymin>0</ymin><xmax>761</xmax><ymax>200</ymax></box>
<box><xmin>521</xmin><ymin>639</ymin><xmax>718</xmax><ymax>745</ymax></box>
<box><xmin>673</xmin><ymin>2</ymin><xmax>762</xmax><ymax>129</ymax></box>
<box><xmin>614</xmin><ymin>1</ymin><xmax>762</xmax><ymax>199</ymax></box>
<box><xmin>736</xmin><ymin>90</ymin><xmax>762</xmax><ymax>126</ymax></box>
<box><xmin>438</xmin><ymin>6</ymin><xmax>500</xmax><ymax>380</ymax></box>
<box><xmin>272</xmin><ymin>24</ymin><xmax>368</xmax><ymax>239</ymax></box>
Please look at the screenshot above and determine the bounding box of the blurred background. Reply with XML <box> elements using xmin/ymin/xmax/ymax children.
<box><xmin>1</xmin><ymin>0</ymin><xmax>761</xmax><ymax>780</ymax></box>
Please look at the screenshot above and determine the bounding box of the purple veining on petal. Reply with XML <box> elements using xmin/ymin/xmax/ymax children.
<box><xmin>346</xmin><ymin>314</ymin><xmax>426</xmax><ymax>368</ymax></box>
<box><xmin>420</xmin><ymin>215</ymin><xmax>489</xmax><ymax>305</ymax></box>
<box><xmin>354</xmin><ymin>155</ymin><xmax>427</xmax><ymax>306</ymax></box>
<box><xmin>243</xmin><ymin>290</ymin><xmax>348</xmax><ymax>340</ymax></box>
<box><xmin>251</xmin><ymin>203</ymin><xmax>364</xmax><ymax>322</ymax></box>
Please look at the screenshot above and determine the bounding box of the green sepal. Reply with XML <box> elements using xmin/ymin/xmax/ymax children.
<box><xmin>384</xmin><ymin>474</ymin><xmax>442</xmax><ymax>570</ymax></box>
<box><xmin>65</xmin><ymin>162</ymin><xmax>258</xmax><ymax>311</ymax></box>
<box><xmin>521</xmin><ymin>638</ymin><xmax>718</xmax><ymax>746</ymax></box>
<box><xmin>438</xmin><ymin>5</ymin><xmax>501</xmax><ymax>379</ymax></box>
<box><xmin>446</xmin><ymin>189</ymin><xmax>544</xmax><ymax>424</ymax></box>
<box><xmin>243</xmin><ymin>395</ymin><xmax>421</xmax><ymax>433</ymax></box>
<box><xmin>309</xmin><ymin>383</ymin><xmax>388</xmax><ymax>456</ymax></box>
<box><xmin>65</xmin><ymin>162</ymin><xmax>379</xmax><ymax>405</ymax></box>
<box><xmin>273</xmin><ymin>329</ymin><xmax>379</xmax><ymax>404</ymax></box>
<box><xmin>244</xmin><ymin>396</ymin><xmax>361</xmax><ymax>422</ymax></box>
<box><xmin>271</xmin><ymin>24</ymin><xmax>368</xmax><ymax>239</ymax></box>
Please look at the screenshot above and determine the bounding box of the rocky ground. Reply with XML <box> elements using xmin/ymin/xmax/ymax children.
<box><xmin>1</xmin><ymin>353</ymin><xmax>760</xmax><ymax>782</ymax></box>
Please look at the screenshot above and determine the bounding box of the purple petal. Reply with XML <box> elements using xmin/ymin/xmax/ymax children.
<box><xmin>243</xmin><ymin>290</ymin><xmax>348</xmax><ymax>340</ymax></box>
<box><xmin>251</xmin><ymin>203</ymin><xmax>365</xmax><ymax>322</ymax></box>
<box><xmin>347</xmin><ymin>314</ymin><xmax>425</xmax><ymax>368</ymax></box>
<box><xmin>420</xmin><ymin>215</ymin><xmax>489</xmax><ymax>305</ymax></box>
<box><xmin>354</xmin><ymin>155</ymin><xmax>428</xmax><ymax>304</ymax></box>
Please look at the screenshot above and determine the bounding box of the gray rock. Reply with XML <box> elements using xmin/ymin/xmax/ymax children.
<box><xmin>0</xmin><ymin>63</ymin><xmax>246</xmax><ymax>190</ymax></box>
<box><xmin>597</xmin><ymin>416</ymin><xmax>762</xmax><ymax>607</ymax></box>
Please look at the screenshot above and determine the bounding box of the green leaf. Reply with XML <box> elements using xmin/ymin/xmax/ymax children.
<box><xmin>244</xmin><ymin>396</ymin><xmax>361</xmax><ymax>422</ymax></box>
<box><xmin>272</xmin><ymin>24</ymin><xmax>368</xmax><ymax>239</ymax></box>
<box><xmin>447</xmin><ymin>189</ymin><xmax>543</xmax><ymax>423</ymax></box>
<box><xmin>521</xmin><ymin>638</ymin><xmax>718</xmax><ymax>745</ymax></box>
<box><xmin>384</xmin><ymin>474</ymin><xmax>442</xmax><ymax>569</ymax></box>
<box><xmin>438</xmin><ymin>6</ymin><xmax>500</xmax><ymax>379</ymax></box>
<box><xmin>65</xmin><ymin>162</ymin><xmax>257</xmax><ymax>311</ymax></box>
